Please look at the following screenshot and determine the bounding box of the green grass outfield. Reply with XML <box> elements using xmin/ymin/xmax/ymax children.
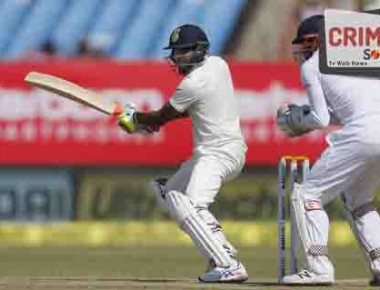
<box><xmin>0</xmin><ymin>221</ymin><xmax>377</xmax><ymax>289</ymax></box>
<box><xmin>0</xmin><ymin>246</ymin><xmax>375</xmax><ymax>289</ymax></box>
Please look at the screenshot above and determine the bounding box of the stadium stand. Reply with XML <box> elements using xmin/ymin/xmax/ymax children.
<box><xmin>51</xmin><ymin>0</ymin><xmax>102</xmax><ymax>56</ymax></box>
<box><xmin>203</xmin><ymin>0</ymin><xmax>247</xmax><ymax>55</ymax></box>
<box><xmin>114</xmin><ymin>0</ymin><xmax>173</xmax><ymax>59</ymax></box>
<box><xmin>88</xmin><ymin>0</ymin><xmax>138</xmax><ymax>55</ymax></box>
<box><xmin>0</xmin><ymin>0</ymin><xmax>375</xmax><ymax>60</ymax></box>
<box><xmin>0</xmin><ymin>0</ymin><xmax>33</xmax><ymax>54</ymax></box>
<box><xmin>5</xmin><ymin>0</ymin><xmax>66</xmax><ymax>59</ymax></box>
<box><xmin>233</xmin><ymin>0</ymin><xmax>362</xmax><ymax>61</ymax></box>
<box><xmin>0</xmin><ymin>0</ymin><xmax>247</xmax><ymax>59</ymax></box>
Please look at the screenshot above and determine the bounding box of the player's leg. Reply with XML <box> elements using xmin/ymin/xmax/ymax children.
<box><xmin>283</xmin><ymin>183</ymin><xmax>334</xmax><ymax>285</ymax></box>
<box><xmin>151</xmin><ymin>159</ymin><xmax>235</xmax><ymax>266</ymax></box>
<box><xmin>342</xmin><ymin>158</ymin><xmax>380</xmax><ymax>285</ymax></box>
<box><xmin>150</xmin><ymin>161</ymin><xmax>237</xmax><ymax>272</ymax></box>
<box><xmin>282</xmin><ymin>141</ymin><xmax>370</xmax><ymax>285</ymax></box>
<box><xmin>149</xmin><ymin>159</ymin><xmax>194</xmax><ymax>212</ymax></box>
<box><xmin>187</xmin><ymin>156</ymin><xmax>242</xmax><ymax>257</ymax></box>
<box><xmin>196</xmin><ymin>206</ymin><xmax>237</xmax><ymax>259</ymax></box>
<box><xmin>164</xmin><ymin>190</ymin><xmax>235</xmax><ymax>268</ymax></box>
<box><xmin>150</xmin><ymin>156</ymin><xmax>246</xmax><ymax>282</ymax></box>
<box><xmin>150</xmin><ymin>157</ymin><xmax>236</xmax><ymax>256</ymax></box>
<box><xmin>185</xmin><ymin>154</ymin><xmax>247</xmax><ymax>282</ymax></box>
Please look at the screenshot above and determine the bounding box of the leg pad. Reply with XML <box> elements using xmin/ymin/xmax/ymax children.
<box><xmin>308</xmin><ymin>245</ymin><xmax>328</xmax><ymax>256</ymax></box>
<box><xmin>370</xmin><ymin>248</ymin><xmax>380</xmax><ymax>261</ymax></box>
<box><xmin>351</xmin><ymin>203</ymin><xmax>376</xmax><ymax>219</ymax></box>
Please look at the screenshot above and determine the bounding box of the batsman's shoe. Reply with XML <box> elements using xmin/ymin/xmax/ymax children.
<box><xmin>281</xmin><ymin>270</ymin><xmax>334</xmax><ymax>286</ymax></box>
<box><xmin>370</xmin><ymin>275</ymin><xmax>380</xmax><ymax>286</ymax></box>
<box><xmin>150</xmin><ymin>177</ymin><xmax>168</xmax><ymax>197</ymax></box>
<box><xmin>198</xmin><ymin>261</ymin><xmax>248</xmax><ymax>283</ymax></box>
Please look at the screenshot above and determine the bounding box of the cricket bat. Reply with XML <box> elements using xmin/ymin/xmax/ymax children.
<box><xmin>24</xmin><ymin>72</ymin><xmax>123</xmax><ymax>115</ymax></box>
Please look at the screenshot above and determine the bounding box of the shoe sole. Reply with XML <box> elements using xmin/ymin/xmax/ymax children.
<box><xmin>282</xmin><ymin>282</ymin><xmax>333</xmax><ymax>286</ymax></box>
<box><xmin>198</xmin><ymin>276</ymin><xmax>248</xmax><ymax>283</ymax></box>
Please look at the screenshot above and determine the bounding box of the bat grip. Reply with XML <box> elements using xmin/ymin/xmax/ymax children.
<box><xmin>112</xmin><ymin>103</ymin><xmax>124</xmax><ymax>116</ymax></box>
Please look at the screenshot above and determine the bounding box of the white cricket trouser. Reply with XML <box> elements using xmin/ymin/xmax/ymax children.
<box><xmin>300</xmin><ymin>123</ymin><xmax>380</xmax><ymax>276</ymax></box>
<box><xmin>164</xmin><ymin>145</ymin><xmax>245</xmax><ymax>206</ymax></box>
<box><xmin>303</xmin><ymin>124</ymin><xmax>380</xmax><ymax>208</ymax></box>
<box><xmin>161</xmin><ymin>143</ymin><xmax>246</xmax><ymax>262</ymax></box>
<box><xmin>297</xmin><ymin>123</ymin><xmax>380</xmax><ymax>276</ymax></box>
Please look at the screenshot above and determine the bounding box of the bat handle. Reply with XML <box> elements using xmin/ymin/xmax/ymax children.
<box><xmin>112</xmin><ymin>103</ymin><xmax>124</xmax><ymax>116</ymax></box>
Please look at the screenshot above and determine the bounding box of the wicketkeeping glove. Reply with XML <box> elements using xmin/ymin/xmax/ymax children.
<box><xmin>276</xmin><ymin>104</ymin><xmax>312</xmax><ymax>137</ymax></box>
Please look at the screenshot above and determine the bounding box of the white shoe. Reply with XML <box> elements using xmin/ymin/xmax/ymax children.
<box><xmin>198</xmin><ymin>261</ymin><xmax>248</xmax><ymax>283</ymax></box>
<box><xmin>281</xmin><ymin>269</ymin><xmax>334</xmax><ymax>285</ymax></box>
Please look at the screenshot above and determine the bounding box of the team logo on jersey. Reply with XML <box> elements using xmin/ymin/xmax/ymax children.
<box><xmin>171</xmin><ymin>28</ymin><xmax>181</xmax><ymax>44</ymax></box>
<box><xmin>321</xmin><ymin>8</ymin><xmax>380</xmax><ymax>77</ymax></box>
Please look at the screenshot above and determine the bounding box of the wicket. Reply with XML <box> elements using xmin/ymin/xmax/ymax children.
<box><xmin>277</xmin><ymin>155</ymin><xmax>310</xmax><ymax>283</ymax></box>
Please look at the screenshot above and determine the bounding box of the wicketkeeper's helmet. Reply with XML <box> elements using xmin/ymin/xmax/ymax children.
<box><xmin>292</xmin><ymin>15</ymin><xmax>324</xmax><ymax>64</ymax></box>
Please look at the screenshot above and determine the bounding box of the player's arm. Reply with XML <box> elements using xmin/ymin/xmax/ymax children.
<box><xmin>118</xmin><ymin>79</ymin><xmax>195</xmax><ymax>134</ymax></box>
<box><xmin>302</xmin><ymin>66</ymin><xmax>330</xmax><ymax>130</ymax></box>
<box><xmin>117</xmin><ymin>102</ymin><xmax>188</xmax><ymax>133</ymax></box>
<box><xmin>277</xmin><ymin>63</ymin><xmax>330</xmax><ymax>137</ymax></box>
<box><xmin>135</xmin><ymin>102</ymin><xmax>188</xmax><ymax>126</ymax></box>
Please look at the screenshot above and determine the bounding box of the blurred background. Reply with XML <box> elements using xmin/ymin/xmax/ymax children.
<box><xmin>0</xmin><ymin>0</ymin><xmax>380</xmax><ymax>283</ymax></box>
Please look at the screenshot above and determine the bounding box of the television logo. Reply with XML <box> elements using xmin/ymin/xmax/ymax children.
<box><xmin>321</xmin><ymin>9</ymin><xmax>380</xmax><ymax>76</ymax></box>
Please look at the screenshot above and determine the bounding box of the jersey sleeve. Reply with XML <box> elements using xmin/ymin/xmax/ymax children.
<box><xmin>169</xmin><ymin>78</ymin><xmax>199</xmax><ymax>113</ymax></box>
<box><xmin>301</xmin><ymin>58</ymin><xmax>330</xmax><ymax>128</ymax></box>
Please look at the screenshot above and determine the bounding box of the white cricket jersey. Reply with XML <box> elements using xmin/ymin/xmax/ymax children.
<box><xmin>301</xmin><ymin>51</ymin><xmax>380</xmax><ymax>130</ymax></box>
<box><xmin>169</xmin><ymin>56</ymin><xmax>247</xmax><ymax>158</ymax></box>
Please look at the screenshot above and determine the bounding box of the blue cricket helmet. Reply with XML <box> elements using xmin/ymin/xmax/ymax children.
<box><xmin>164</xmin><ymin>24</ymin><xmax>210</xmax><ymax>74</ymax></box>
<box><xmin>164</xmin><ymin>24</ymin><xmax>209</xmax><ymax>50</ymax></box>
<box><xmin>292</xmin><ymin>15</ymin><xmax>324</xmax><ymax>44</ymax></box>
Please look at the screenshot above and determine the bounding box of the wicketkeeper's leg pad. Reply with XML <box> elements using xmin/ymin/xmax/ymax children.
<box><xmin>165</xmin><ymin>190</ymin><xmax>234</xmax><ymax>268</ymax></box>
<box><xmin>291</xmin><ymin>184</ymin><xmax>334</xmax><ymax>275</ymax></box>
<box><xmin>343</xmin><ymin>198</ymin><xmax>380</xmax><ymax>275</ymax></box>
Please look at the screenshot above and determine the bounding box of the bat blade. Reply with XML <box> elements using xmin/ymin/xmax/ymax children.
<box><xmin>24</xmin><ymin>72</ymin><xmax>120</xmax><ymax>115</ymax></box>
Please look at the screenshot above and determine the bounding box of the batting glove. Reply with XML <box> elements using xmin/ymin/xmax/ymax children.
<box><xmin>118</xmin><ymin>104</ymin><xmax>138</xmax><ymax>134</ymax></box>
<box><xmin>117</xmin><ymin>104</ymin><xmax>160</xmax><ymax>134</ymax></box>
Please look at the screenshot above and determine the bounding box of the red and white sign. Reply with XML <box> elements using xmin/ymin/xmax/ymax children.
<box><xmin>325</xmin><ymin>9</ymin><xmax>380</xmax><ymax>67</ymax></box>
<box><xmin>0</xmin><ymin>60</ymin><xmax>329</xmax><ymax>166</ymax></box>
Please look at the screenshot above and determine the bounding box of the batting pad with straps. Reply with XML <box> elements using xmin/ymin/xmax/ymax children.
<box><xmin>165</xmin><ymin>190</ymin><xmax>234</xmax><ymax>268</ymax></box>
<box><xmin>195</xmin><ymin>206</ymin><xmax>238</xmax><ymax>258</ymax></box>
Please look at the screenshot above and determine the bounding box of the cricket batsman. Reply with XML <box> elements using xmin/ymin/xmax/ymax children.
<box><xmin>277</xmin><ymin>15</ymin><xmax>380</xmax><ymax>285</ymax></box>
<box><xmin>117</xmin><ymin>24</ymin><xmax>248</xmax><ymax>283</ymax></box>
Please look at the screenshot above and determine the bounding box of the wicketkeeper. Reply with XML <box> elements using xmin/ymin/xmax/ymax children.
<box><xmin>277</xmin><ymin>15</ymin><xmax>380</xmax><ymax>286</ymax></box>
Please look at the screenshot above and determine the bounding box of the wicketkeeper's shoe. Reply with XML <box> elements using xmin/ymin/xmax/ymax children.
<box><xmin>281</xmin><ymin>269</ymin><xmax>334</xmax><ymax>286</ymax></box>
<box><xmin>198</xmin><ymin>261</ymin><xmax>248</xmax><ymax>283</ymax></box>
<box><xmin>370</xmin><ymin>275</ymin><xmax>380</xmax><ymax>286</ymax></box>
